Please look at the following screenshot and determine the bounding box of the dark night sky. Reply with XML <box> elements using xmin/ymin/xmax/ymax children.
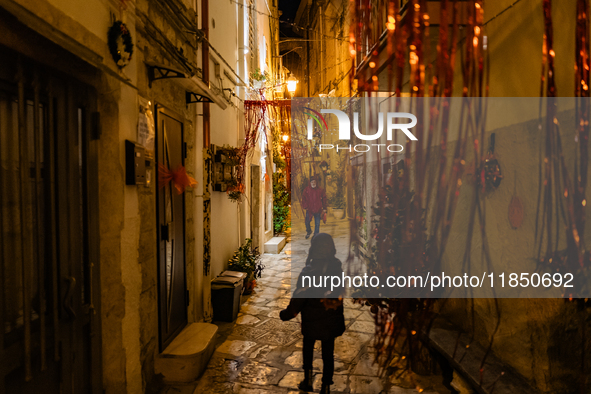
<box><xmin>279</xmin><ymin>0</ymin><xmax>303</xmax><ymax>37</ymax></box>
<box><xmin>279</xmin><ymin>0</ymin><xmax>301</xmax><ymax>22</ymax></box>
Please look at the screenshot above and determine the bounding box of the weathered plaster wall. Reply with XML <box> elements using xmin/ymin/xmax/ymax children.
<box><xmin>97</xmin><ymin>72</ymin><xmax>128</xmax><ymax>394</ymax></box>
<box><xmin>208</xmin><ymin>0</ymin><xmax>241</xmax><ymax>279</ymax></box>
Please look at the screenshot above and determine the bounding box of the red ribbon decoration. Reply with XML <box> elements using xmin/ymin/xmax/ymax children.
<box><xmin>158</xmin><ymin>163</ymin><xmax>197</xmax><ymax>194</ymax></box>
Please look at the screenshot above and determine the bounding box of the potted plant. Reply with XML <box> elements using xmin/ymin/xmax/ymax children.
<box><xmin>227</xmin><ymin>238</ymin><xmax>264</xmax><ymax>294</ymax></box>
<box><xmin>330</xmin><ymin>193</ymin><xmax>346</xmax><ymax>218</ymax></box>
<box><xmin>250</xmin><ymin>68</ymin><xmax>266</xmax><ymax>89</ymax></box>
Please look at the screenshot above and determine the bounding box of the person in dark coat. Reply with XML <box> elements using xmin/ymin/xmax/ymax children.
<box><xmin>280</xmin><ymin>233</ymin><xmax>345</xmax><ymax>394</ymax></box>
<box><xmin>301</xmin><ymin>175</ymin><xmax>327</xmax><ymax>239</ymax></box>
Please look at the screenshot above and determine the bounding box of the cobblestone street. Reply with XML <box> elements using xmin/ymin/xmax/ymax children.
<box><xmin>161</xmin><ymin>214</ymin><xmax>451</xmax><ymax>394</ymax></box>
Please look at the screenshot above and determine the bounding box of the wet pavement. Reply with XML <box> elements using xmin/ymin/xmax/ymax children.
<box><xmin>161</xmin><ymin>211</ymin><xmax>451</xmax><ymax>394</ymax></box>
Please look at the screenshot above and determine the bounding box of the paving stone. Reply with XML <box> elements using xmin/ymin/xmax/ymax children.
<box><xmin>357</xmin><ymin>311</ymin><xmax>376</xmax><ymax>322</ymax></box>
<box><xmin>245</xmin><ymin>297</ymin><xmax>273</xmax><ymax>305</ymax></box>
<box><xmin>257</xmin><ymin>281</ymin><xmax>283</xmax><ymax>289</ymax></box>
<box><xmin>277</xmin><ymin>371</ymin><xmax>304</xmax><ymax>388</ymax></box>
<box><xmin>231</xmin><ymin>325</ymin><xmax>270</xmax><ymax>340</ymax></box>
<box><xmin>195</xmin><ymin>359</ymin><xmax>243</xmax><ymax>385</ymax></box>
<box><xmin>236</xmin><ymin>315</ymin><xmax>261</xmax><ymax>325</ymax></box>
<box><xmin>348</xmin><ymin>320</ymin><xmax>376</xmax><ymax>334</ymax></box>
<box><xmin>350</xmin><ymin>375</ymin><xmax>384</xmax><ymax>393</ymax></box>
<box><xmin>258</xmin><ymin>330</ymin><xmax>301</xmax><ymax>346</ymax></box>
<box><xmin>343</xmin><ymin>299</ymin><xmax>363</xmax><ymax>309</ymax></box>
<box><xmin>256</xmin><ymin>318</ymin><xmax>300</xmax><ymax>332</ymax></box>
<box><xmin>265</xmin><ymin>298</ymin><xmax>291</xmax><ymax>309</ymax></box>
<box><xmin>255</xmin><ymin>291</ymin><xmax>287</xmax><ymax>299</ymax></box>
<box><xmin>284</xmin><ymin>351</ymin><xmax>347</xmax><ymax>374</ymax></box>
<box><xmin>284</xmin><ymin>351</ymin><xmax>311</xmax><ymax>369</ymax></box>
<box><xmin>352</xmin><ymin>351</ymin><xmax>380</xmax><ymax>376</ymax></box>
<box><xmin>193</xmin><ymin>381</ymin><xmax>234</xmax><ymax>393</ymax></box>
<box><xmin>295</xmin><ymin>339</ymin><xmax>320</xmax><ymax>350</ymax></box>
<box><xmin>248</xmin><ymin>344</ymin><xmax>277</xmax><ymax>360</ymax></box>
<box><xmin>344</xmin><ymin>309</ymin><xmax>363</xmax><ymax>320</ymax></box>
<box><xmin>232</xmin><ymin>383</ymin><xmax>286</xmax><ymax>393</ymax></box>
<box><xmin>334</xmin><ymin>332</ymin><xmax>372</xmax><ymax>362</ymax></box>
<box><xmin>240</xmin><ymin>305</ymin><xmax>272</xmax><ymax>316</ymax></box>
<box><xmin>313</xmin><ymin>374</ymin><xmax>348</xmax><ymax>392</ymax></box>
<box><xmin>216</xmin><ymin>340</ymin><xmax>257</xmax><ymax>357</ymax></box>
<box><xmin>236</xmin><ymin>361</ymin><xmax>280</xmax><ymax>385</ymax></box>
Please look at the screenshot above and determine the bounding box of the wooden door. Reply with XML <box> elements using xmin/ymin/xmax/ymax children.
<box><xmin>0</xmin><ymin>46</ymin><xmax>101</xmax><ymax>394</ymax></box>
<box><xmin>156</xmin><ymin>106</ymin><xmax>187</xmax><ymax>351</ymax></box>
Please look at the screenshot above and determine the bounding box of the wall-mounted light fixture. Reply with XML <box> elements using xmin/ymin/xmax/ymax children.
<box><xmin>287</xmin><ymin>74</ymin><xmax>298</xmax><ymax>96</ymax></box>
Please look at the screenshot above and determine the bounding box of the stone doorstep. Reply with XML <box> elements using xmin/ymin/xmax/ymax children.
<box><xmin>155</xmin><ymin>323</ymin><xmax>218</xmax><ymax>384</ymax></box>
<box><xmin>426</xmin><ymin>327</ymin><xmax>539</xmax><ymax>394</ymax></box>
<box><xmin>264</xmin><ymin>236</ymin><xmax>287</xmax><ymax>254</ymax></box>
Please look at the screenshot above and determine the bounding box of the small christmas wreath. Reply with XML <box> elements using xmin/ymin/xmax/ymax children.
<box><xmin>108</xmin><ymin>21</ymin><xmax>133</xmax><ymax>68</ymax></box>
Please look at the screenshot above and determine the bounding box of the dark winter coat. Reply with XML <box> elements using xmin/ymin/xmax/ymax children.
<box><xmin>280</xmin><ymin>234</ymin><xmax>346</xmax><ymax>340</ymax></box>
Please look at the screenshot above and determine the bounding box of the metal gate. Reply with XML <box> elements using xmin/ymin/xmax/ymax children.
<box><xmin>0</xmin><ymin>45</ymin><xmax>101</xmax><ymax>394</ymax></box>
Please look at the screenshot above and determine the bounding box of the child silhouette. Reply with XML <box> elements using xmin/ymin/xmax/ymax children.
<box><xmin>280</xmin><ymin>233</ymin><xmax>345</xmax><ymax>394</ymax></box>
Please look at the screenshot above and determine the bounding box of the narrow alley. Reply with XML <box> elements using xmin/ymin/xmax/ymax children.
<box><xmin>161</xmin><ymin>215</ymin><xmax>450</xmax><ymax>394</ymax></box>
<box><xmin>2</xmin><ymin>0</ymin><xmax>591</xmax><ymax>393</ymax></box>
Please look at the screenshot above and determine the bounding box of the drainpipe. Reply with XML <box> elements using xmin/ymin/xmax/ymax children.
<box><xmin>202</xmin><ymin>0</ymin><xmax>213</xmax><ymax>322</ymax></box>
<box><xmin>203</xmin><ymin>0</ymin><xmax>210</xmax><ymax>148</ymax></box>
<box><xmin>306</xmin><ymin>24</ymin><xmax>310</xmax><ymax>96</ymax></box>
<box><xmin>320</xmin><ymin>3</ymin><xmax>324</xmax><ymax>92</ymax></box>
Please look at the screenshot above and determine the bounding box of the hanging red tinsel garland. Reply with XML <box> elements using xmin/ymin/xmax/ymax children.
<box><xmin>347</xmin><ymin>0</ymin><xmax>497</xmax><ymax>386</ymax></box>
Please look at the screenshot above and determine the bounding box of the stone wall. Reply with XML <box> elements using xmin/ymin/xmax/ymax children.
<box><xmin>439</xmin><ymin>108</ymin><xmax>591</xmax><ymax>393</ymax></box>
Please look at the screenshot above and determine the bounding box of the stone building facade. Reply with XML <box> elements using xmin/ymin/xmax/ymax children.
<box><xmin>0</xmin><ymin>0</ymin><xmax>279</xmax><ymax>393</ymax></box>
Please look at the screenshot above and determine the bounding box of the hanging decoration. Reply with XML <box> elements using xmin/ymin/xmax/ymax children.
<box><xmin>508</xmin><ymin>171</ymin><xmax>524</xmax><ymax>229</ymax></box>
<box><xmin>158</xmin><ymin>163</ymin><xmax>197</xmax><ymax>194</ymax></box>
<box><xmin>347</xmin><ymin>0</ymin><xmax>500</xmax><ymax>388</ymax></box>
<box><xmin>108</xmin><ymin>21</ymin><xmax>133</xmax><ymax>68</ymax></box>
<box><xmin>231</xmin><ymin>99</ymin><xmax>281</xmax><ymax>203</ymax></box>
<box><xmin>479</xmin><ymin>133</ymin><xmax>503</xmax><ymax>192</ymax></box>
<box><xmin>535</xmin><ymin>0</ymin><xmax>591</xmax><ymax>297</ymax></box>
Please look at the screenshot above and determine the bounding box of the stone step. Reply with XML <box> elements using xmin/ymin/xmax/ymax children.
<box><xmin>154</xmin><ymin>322</ymin><xmax>218</xmax><ymax>384</ymax></box>
<box><xmin>264</xmin><ymin>236</ymin><xmax>286</xmax><ymax>254</ymax></box>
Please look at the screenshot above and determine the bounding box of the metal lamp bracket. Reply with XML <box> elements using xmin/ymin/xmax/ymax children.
<box><xmin>186</xmin><ymin>91</ymin><xmax>214</xmax><ymax>104</ymax></box>
<box><xmin>147</xmin><ymin>65</ymin><xmax>187</xmax><ymax>88</ymax></box>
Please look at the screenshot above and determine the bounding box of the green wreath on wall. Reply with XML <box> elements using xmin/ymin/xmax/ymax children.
<box><xmin>108</xmin><ymin>21</ymin><xmax>133</xmax><ymax>68</ymax></box>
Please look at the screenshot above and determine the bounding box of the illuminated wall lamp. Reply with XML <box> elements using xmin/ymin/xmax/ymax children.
<box><xmin>287</xmin><ymin>74</ymin><xmax>298</xmax><ymax>95</ymax></box>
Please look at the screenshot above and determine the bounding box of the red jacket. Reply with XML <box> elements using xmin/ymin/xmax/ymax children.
<box><xmin>301</xmin><ymin>185</ymin><xmax>327</xmax><ymax>214</ymax></box>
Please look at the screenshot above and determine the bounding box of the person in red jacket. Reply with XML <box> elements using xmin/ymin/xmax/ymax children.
<box><xmin>301</xmin><ymin>175</ymin><xmax>327</xmax><ymax>239</ymax></box>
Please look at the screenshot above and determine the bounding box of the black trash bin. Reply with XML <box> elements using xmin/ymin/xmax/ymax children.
<box><xmin>211</xmin><ymin>271</ymin><xmax>246</xmax><ymax>322</ymax></box>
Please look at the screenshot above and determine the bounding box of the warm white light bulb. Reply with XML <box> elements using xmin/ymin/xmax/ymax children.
<box><xmin>286</xmin><ymin>74</ymin><xmax>298</xmax><ymax>94</ymax></box>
